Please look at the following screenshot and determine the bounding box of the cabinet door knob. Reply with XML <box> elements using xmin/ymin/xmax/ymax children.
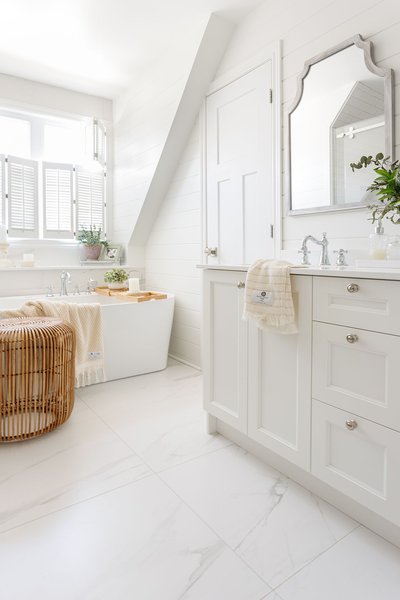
<box><xmin>345</xmin><ymin>419</ymin><xmax>358</xmax><ymax>431</ymax></box>
<box><xmin>347</xmin><ymin>283</ymin><xmax>359</xmax><ymax>293</ymax></box>
<box><xmin>346</xmin><ymin>334</ymin><xmax>358</xmax><ymax>343</ymax></box>
<box><xmin>237</xmin><ymin>282</ymin><xmax>245</xmax><ymax>289</ymax></box>
<box><xmin>204</xmin><ymin>247</ymin><xmax>218</xmax><ymax>257</ymax></box>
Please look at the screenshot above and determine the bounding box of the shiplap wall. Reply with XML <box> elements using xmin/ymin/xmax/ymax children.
<box><xmin>144</xmin><ymin>0</ymin><xmax>400</xmax><ymax>367</ymax></box>
<box><xmin>215</xmin><ymin>0</ymin><xmax>400</xmax><ymax>259</ymax></box>
<box><xmin>145</xmin><ymin>122</ymin><xmax>201</xmax><ymax>367</ymax></box>
<box><xmin>112</xmin><ymin>25</ymin><xmax>207</xmax><ymax>248</ymax></box>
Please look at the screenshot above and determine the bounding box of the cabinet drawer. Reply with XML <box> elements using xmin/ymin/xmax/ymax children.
<box><xmin>313</xmin><ymin>321</ymin><xmax>400</xmax><ymax>431</ymax></box>
<box><xmin>313</xmin><ymin>276</ymin><xmax>400</xmax><ymax>335</ymax></box>
<box><xmin>312</xmin><ymin>400</ymin><xmax>400</xmax><ymax>525</ymax></box>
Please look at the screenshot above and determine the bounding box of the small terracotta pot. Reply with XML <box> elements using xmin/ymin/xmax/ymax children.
<box><xmin>85</xmin><ymin>244</ymin><xmax>102</xmax><ymax>260</ymax></box>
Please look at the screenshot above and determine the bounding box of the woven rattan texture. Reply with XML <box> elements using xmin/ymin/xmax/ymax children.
<box><xmin>0</xmin><ymin>317</ymin><xmax>75</xmax><ymax>442</ymax></box>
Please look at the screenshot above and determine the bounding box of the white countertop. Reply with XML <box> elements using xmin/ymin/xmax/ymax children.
<box><xmin>197</xmin><ymin>264</ymin><xmax>400</xmax><ymax>281</ymax></box>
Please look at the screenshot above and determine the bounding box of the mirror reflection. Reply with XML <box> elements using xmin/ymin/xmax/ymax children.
<box><xmin>289</xmin><ymin>40</ymin><xmax>391</xmax><ymax>214</ymax></box>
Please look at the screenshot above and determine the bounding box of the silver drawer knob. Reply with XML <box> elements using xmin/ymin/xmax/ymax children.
<box><xmin>345</xmin><ymin>419</ymin><xmax>358</xmax><ymax>431</ymax></box>
<box><xmin>346</xmin><ymin>334</ymin><xmax>358</xmax><ymax>343</ymax></box>
<box><xmin>237</xmin><ymin>282</ymin><xmax>245</xmax><ymax>289</ymax></box>
<box><xmin>347</xmin><ymin>283</ymin><xmax>359</xmax><ymax>293</ymax></box>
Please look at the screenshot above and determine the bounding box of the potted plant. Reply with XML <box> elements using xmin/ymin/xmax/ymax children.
<box><xmin>104</xmin><ymin>268</ymin><xmax>129</xmax><ymax>290</ymax></box>
<box><xmin>350</xmin><ymin>153</ymin><xmax>400</xmax><ymax>224</ymax></box>
<box><xmin>77</xmin><ymin>226</ymin><xmax>108</xmax><ymax>260</ymax></box>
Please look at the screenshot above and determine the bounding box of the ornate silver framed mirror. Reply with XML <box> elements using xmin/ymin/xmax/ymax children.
<box><xmin>287</xmin><ymin>34</ymin><xmax>394</xmax><ymax>215</ymax></box>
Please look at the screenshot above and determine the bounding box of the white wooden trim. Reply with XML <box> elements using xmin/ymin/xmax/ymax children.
<box><xmin>207</xmin><ymin>41</ymin><xmax>281</xmax><ymax>97</ymax></box>
<box><xmin>168</xmin><ymin>353</ymin><xmax>201</xmax><ymax>371</ymax></box>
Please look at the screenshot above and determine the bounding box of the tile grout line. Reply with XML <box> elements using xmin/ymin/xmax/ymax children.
<box><xmin>156</xmin><ymin>471</ymin><xmax>273</xmax><ymax>597</ymax></box>
<box><xmin>270</xmin><ymin>524</ymin><xmax>362</xmax><ymax>594</ymax></box>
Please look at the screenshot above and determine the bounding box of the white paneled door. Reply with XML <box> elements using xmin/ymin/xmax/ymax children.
<box><xmin>206</xmin><ymin>62</ymin><xmax>274</xmax><ymax>265</ymax></box>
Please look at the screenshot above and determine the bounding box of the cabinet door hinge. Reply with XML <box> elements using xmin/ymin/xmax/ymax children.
<box><xmin>270</xmin><ymin>224</ymin><xmax>274</xmax><ymax>238</ymax></box>
<box><xmin>268</xmin><ymin>88</ymin><xmax>273</xmax><ymax>103</ymax></box>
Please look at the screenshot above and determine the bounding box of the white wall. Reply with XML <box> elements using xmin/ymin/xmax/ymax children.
<box><xmin>145</xmin><ymin>121</ymin><xmax>201</xmax><ymax>368</ymax></box>
<box><xmin>143</xmin><ymin>0</ymin><xmax>400</xmax><ymax>367</ymax></box>
<box><xmin>112</xmin><ymin>23</ymin><xmax>208</xmax><ymax>249</ymax></box>
<box><xmin>215</xmin><ymin>0</ymin><xmax>400</xmax><ymax>261</ymax></box>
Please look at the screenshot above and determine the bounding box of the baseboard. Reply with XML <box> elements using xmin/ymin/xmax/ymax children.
<box><xmin>168</xmin><ymin>353</ymin><xmax>202</xmax><ymax>371</ymax></box>
<box><xmin>216</xmin><ymin>419</ymin><xmax>400</xmax><ymax>549</ymax></box>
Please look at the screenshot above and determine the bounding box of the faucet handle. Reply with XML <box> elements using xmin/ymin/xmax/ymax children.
<box><xmin>334</xmin><ymin>248</ymin><xmax>348</xmax><ymax>266</ymax></box>
<box><xmin>298</xmin><ymin>248</ymin><xmax>311</xmax><ymax>266</ymax></box>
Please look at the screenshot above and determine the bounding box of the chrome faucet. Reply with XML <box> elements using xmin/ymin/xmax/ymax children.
<box><xmin>60</xmin><ymin>271</ymin><xmax>71</xmax><ymax>296</ymax></box>
<box><xmin>299</xmin><ymin>232</ymin><xmax>330</xmax><ymax>266</ymax></box>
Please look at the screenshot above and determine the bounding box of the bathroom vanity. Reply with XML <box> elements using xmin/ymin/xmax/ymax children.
<box><xmin>202</xmin><ymin>266</ymin><xmax>400</xmax><ymax>546</ymax></box>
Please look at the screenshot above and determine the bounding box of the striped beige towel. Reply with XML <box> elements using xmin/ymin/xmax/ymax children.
<box><xmin>242</xmin><ymin>259</ymin><xmax>297</xmax><ymax>334</ymax></box>
<box><xmin>0</xmin><ymin>301</ymin><xmax>106</xmax><ymax>387</ymax></box>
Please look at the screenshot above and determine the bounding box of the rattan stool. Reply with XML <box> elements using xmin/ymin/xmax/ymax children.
<box><xmin>0</xmin><ymin>317</ymin><xmax>76</xmax><ymax>442</ymax></box>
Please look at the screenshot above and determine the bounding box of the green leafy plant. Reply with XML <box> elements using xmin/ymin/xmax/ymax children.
<box><xmin>77</xmin><ymin>225</ymin><xmax>108</xmax><ymax>247</ymax></box>
<box><xmin>350</xmin><ymin>153</ymin><xmax>400</xmax><ymax>224</ymax></box>
<box><xmin>104</xmin><ymin>268</ymin><xmax>129</xmax><ymax>284</ymax></box>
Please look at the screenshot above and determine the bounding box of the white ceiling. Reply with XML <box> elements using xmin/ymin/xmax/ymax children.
<box><xmin>0</xmin><ymin>0</ymin><xmax>263</xmax><ymax>99</ymax></box>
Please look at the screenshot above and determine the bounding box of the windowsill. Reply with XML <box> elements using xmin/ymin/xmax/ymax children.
<box><xmin>0</xmin><ymin>264</ymin><xmax>134</xmax><ymax>272</ymax></box>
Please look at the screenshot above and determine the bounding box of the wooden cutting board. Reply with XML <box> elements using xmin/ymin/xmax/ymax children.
<box><xmin>95</xmin><ymin>287</ymin><xmax>168</xmax><ymax>302</ymax></box>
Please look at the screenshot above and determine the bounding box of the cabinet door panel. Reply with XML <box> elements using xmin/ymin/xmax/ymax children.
<box><xmin>203</xmin><ymin>270</ymin><xmax>248</xmax><ymax>432</ymax></box>
<box><xmin>313</xmin><ymin>321</ymin><xmax>400</xmax><ymax>431</ymax></box>
<box><xmin>312</xmin><ymin>400</ymin><xmax>400</xmax><ymax>525</ymax></box>
<box><xmin>248</xmin><ymin>275</ymin><xmax>312</xmax><ymax>469</ymax></box>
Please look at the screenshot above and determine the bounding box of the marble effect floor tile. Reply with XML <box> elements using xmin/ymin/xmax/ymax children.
<box><xmin>161</xmin><ymin>444</ymin><xmax>357</xmax><ymax>588</ymax></box>
<box><xmin>276</xmin><ymin>527</ymin><xmax>400</xmax><ymax>600</ymax></box>
<box><xmin>0</xmin><ymin>398</ymin><xmax>151</xmax><ymax>533</ymax></box>
<box><xmin>80</xmin><ymin>361</ymin><xmax>232</xmax><ymax>471</ymax></box>
<box><xmin>0</xmin><ymin>475</ymin><xmax>271</xmax><ymax>600</ymax></box>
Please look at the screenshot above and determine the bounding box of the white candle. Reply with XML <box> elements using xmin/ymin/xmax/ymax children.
<box><xmin>128</xmin><ymin>277</ymin><xmax>140</xmax><ymax>293</ymax></box>
<box><xmin>22</xmin><ymin>253</ymin><xmax>35</xmax><ymax>267</ymax></box>
<box><xmin>0</xmin><ymin>224</ymin><xmax>7</xmax><ymax>243</ymax></box>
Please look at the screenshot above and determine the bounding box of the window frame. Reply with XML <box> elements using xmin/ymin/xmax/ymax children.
<box><xmin>0</xmin><ymin>106</ymin><xmax>108</xmax><ymax>242</ymax></box>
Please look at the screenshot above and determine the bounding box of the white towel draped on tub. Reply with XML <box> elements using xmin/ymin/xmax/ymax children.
<box><xmin>243</xmin><ymin>259</ymin><xmax>298</xmax><ymax>334</ymax></box>
<box><xmin>0</xmin><ymin>301</ymin><xmax>106</xmax><ymax>387</ymax></box>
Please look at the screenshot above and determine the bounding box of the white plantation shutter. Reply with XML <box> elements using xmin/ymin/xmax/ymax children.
<box><xmin>43</xmin><ymin>162</ymin><xmax>74</xmax><ymax>239</ymax></box>
<box><xmin>0</xmin><ymin>155</ymin><xmax>5</xmax><ymax>225</ymax></box>
<box><xmin>75</xmin><ymin>166</ymin><xmax>105</xmax><ymax>233</ymax></box>
<box><xmin>7</xmin><ymin>156</ymin><xmax>38</xmax><ymax>238</ymax></box>
<box><xmin>93</xmin><ymin>118</ymin><xmax>106</xmax><ymax>168</ymax></box>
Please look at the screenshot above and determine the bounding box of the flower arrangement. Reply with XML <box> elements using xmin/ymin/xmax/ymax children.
<box><xmin>350</xmin><ymin>153</ymin><xmax>400</xmax><ymax>224</ymax></box>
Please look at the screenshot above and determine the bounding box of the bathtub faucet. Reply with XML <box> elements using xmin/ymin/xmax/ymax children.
<box><xmin>60</xmin><ymin>271</ymin><xmax>71</xmax><ymax>296</ymax></box>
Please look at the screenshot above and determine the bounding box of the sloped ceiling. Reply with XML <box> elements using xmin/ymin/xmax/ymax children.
<box><xmin>0</xmin><ymin>0</ymin><xmax>262</xmax><ymax>98</ymax></box>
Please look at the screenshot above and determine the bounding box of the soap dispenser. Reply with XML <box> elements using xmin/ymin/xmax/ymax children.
<box><xmin>369</xmin><ymin>219</ymin><xmax>388</xmax><ymax>260</ymax></box>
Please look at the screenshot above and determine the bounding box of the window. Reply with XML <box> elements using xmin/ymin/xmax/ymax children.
<box><xmin>0</xmin><ymin>108</ymin><xmax>107</xmax><ymax>240</ymax></box>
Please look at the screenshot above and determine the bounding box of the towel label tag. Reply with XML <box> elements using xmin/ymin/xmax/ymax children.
<box><xmin>88</xmin><ymin>351</ymin><xmax>102</xmax><ymax>360</ymax></box>
<box><xmin>252</xmin><ymin>290</ymin><xmax>273</xmax><ymax>305</ymax></box>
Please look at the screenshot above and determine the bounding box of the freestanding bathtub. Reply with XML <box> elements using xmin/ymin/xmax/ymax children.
<box><xmin>0</xmin><ymin>292</ymin><xmax>175</xmax><ymax>382</ymax></box>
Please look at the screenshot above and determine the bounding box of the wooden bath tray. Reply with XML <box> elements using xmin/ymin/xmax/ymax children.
<box><xmin>95</xmin><ymin>287</ymin><xmax>167</xmax><ymax>302</ymax></box>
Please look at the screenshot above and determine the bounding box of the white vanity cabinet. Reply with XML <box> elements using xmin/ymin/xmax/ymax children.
<box><xmin>203</xmin><ymin>267</ymin><xmax>400</xmax><ymax>537</ymax></box>
<box><xmin>203</xmin><ymin>269</ymin><xmax>312</xmax><ymax>468</ymax></box>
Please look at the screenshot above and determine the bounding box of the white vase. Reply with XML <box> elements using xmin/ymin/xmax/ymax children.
<box><xmin>108</xmin><ymin>281</ymin><xmax>127</xmax><ymax>290</ymax></box>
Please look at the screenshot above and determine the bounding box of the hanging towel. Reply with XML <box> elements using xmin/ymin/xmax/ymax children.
<box><xmin>242</xmin><ymin>259</ymin><xmax>297</xmax><ymax>334</ymax></box>
<box><xmin>0</xmin><ymin>301</ymin><xmax>106</xmax><ymax>387</ymax></box>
